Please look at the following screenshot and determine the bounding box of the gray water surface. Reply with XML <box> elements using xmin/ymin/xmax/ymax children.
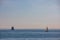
<box><xmin>0</xmin><ymin>30</ymin><xmax>60</xmax><ymax>40</ymax></box>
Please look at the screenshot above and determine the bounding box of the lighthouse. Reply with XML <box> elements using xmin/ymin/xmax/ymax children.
<box><xmin>11</xmin><ymin>26</ymin><xmax>14</xmax><ymax>30</ymax></box>
<box><xmin>45</xmin><ymin>27</ymin><xmax>48</xmax><ymax>32</ymax></box>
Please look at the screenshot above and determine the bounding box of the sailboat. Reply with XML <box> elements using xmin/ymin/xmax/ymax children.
<box><xmin>11</xmin><ymin>26</ymin><xmax>14</xmax><ymax>30</ymax></box>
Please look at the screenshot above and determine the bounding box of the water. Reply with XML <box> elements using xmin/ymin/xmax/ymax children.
<box><xmin>0</xmin><ymin>29</ymin><xmax>60</xmax><ymax>40</ymax></box>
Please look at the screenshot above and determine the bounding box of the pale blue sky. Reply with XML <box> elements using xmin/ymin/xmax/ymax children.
<box><xmin>0</xmin><ymin>0</ymin><xmax>60</xmax><ymax>29</ymax></box>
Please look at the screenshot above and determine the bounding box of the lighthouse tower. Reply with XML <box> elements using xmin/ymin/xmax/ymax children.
<box><xmin>45</xmin><ymin>27</ymin><xmax>48</xmax><ymax>32</ymax></box>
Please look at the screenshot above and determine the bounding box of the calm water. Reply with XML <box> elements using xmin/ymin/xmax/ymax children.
<box><xmin>0</xmin><ymin>29</ymin><xmax>60</xmax><ymax>40</ymax></box>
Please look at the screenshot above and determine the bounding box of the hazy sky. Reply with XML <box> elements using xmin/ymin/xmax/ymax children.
<box><xmin>0</xmin><ymin>0</ymin><xmax>60</xmax><ymax>29</ymax></box>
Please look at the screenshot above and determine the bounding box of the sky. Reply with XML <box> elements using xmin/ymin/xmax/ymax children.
<box><xmin>0</xmin><ymin>0</ymin><xmax>60</xmax><ymax>29</ymax></box>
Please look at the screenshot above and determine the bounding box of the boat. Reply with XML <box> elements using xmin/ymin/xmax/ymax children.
<box><xmin>11</xmin><ymin>26</ymin><xmax>14</xmax><ymax>30</ymax></box>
